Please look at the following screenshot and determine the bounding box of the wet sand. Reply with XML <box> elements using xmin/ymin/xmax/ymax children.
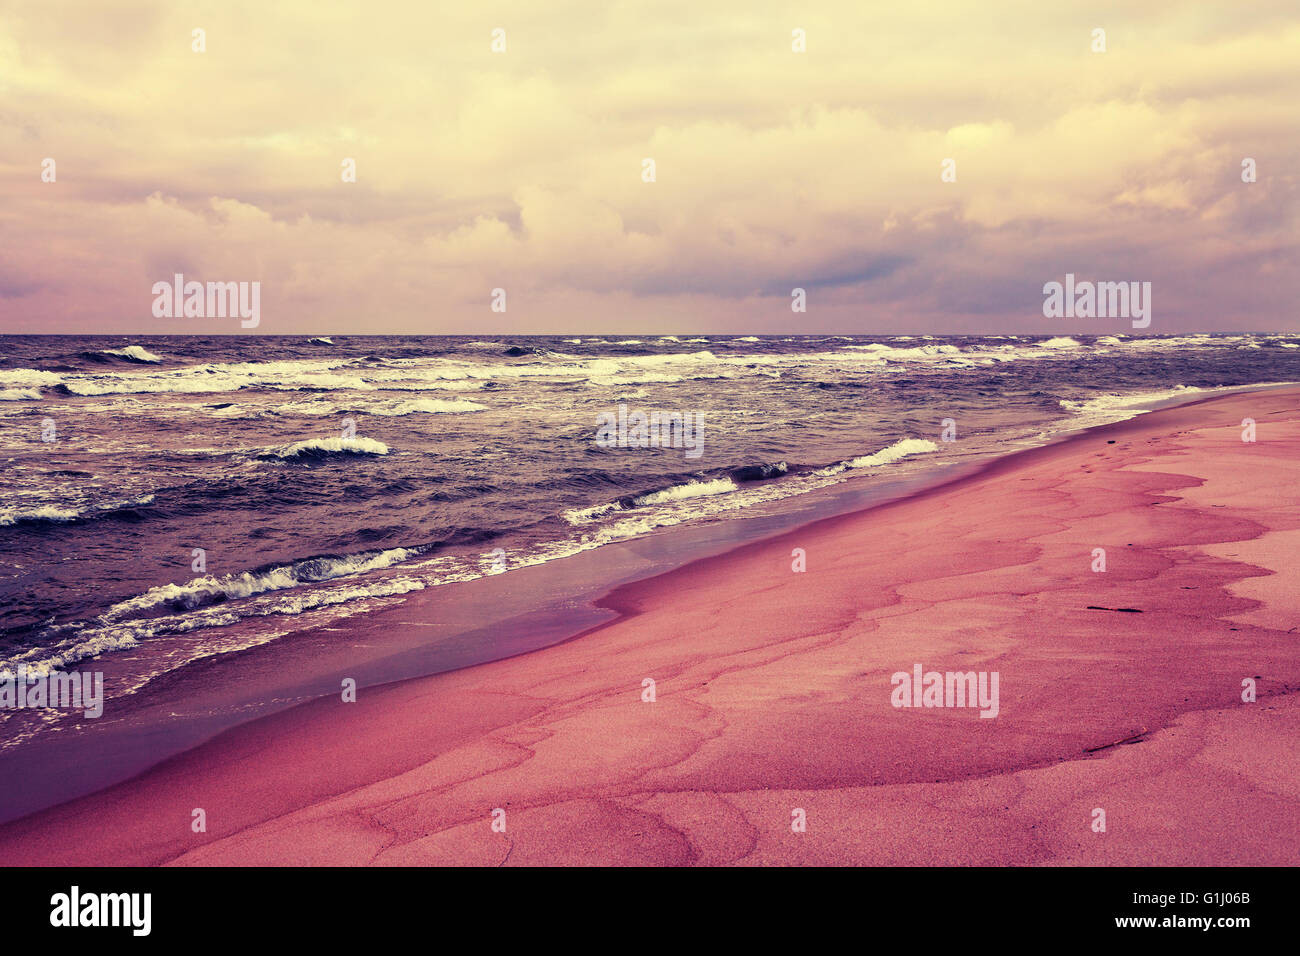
<box><xmin>2</xmin><ymin>387</ymin><xmax>1297</xmax><ymax>865</ymax></box>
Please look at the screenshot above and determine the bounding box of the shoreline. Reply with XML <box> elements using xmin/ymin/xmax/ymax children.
<box><xmin>2</xmin><ymin>385</ymin><xmax>1299</xmax><ymax>864</ymax></box>
<box><xmin>4</xmin><ymin>383</ymin><xmax>1282</xmax><ymax>824</ymax></box>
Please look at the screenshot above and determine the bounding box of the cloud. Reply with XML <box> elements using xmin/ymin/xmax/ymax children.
<box><xmin>0</xmin><ymin>0</ymin><xmax>1296</xmax><ymax>333</ymax></box>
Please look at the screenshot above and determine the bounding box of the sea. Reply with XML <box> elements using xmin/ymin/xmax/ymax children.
<box><xmin>1</xmin><ymin>332</ymin><xmax>1297</xmax><ymax>755</ymax></box>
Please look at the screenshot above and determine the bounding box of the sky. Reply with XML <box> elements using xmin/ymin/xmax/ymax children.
<box><xmin>1</xmin><ymin>1</ymin><xmax>1297</xmax><ymax>335</ymax></box>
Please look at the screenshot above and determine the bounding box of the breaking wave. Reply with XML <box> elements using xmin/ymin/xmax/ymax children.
<box><xmin>265</xmin><ymin>437</ymin><xmax>390</xmax><ymax>459</ymax></box>
<box><xmin>100</xmin><ymin>547</ymin><xmax>421</xmax><ymax>620</ymax></box>
<box><xmin>99</xmin><ymin>345</ymin><xmax>163</xmax><ymax>363</ymax></box>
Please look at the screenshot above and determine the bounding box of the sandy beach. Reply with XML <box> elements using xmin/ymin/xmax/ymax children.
<box><xmin>3</xmin><ymin>386</ymin><xmax>1298</xmax><ymax>866</ymax></box>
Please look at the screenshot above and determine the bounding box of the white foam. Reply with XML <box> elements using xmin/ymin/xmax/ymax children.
<box><xmin>273</xmin><ymin>400</ymin><xmax>338</xmax><ymax>416</ymax></box>
<box><xmin>19</xmin><ymin>335</ymin><xmax>1285</xmax><ymax>408</ymax></box>
<box><xmin>101</xmin><ymin>345</ymin><xmax>162</xmax><ymax>363</ymax></box>
<box><xmin>270</xmin><ymin>436</ymin><xmax>389</xmax><ymax>457</ymax></box>
<box><xmin>367</xmin><ymin>398</ymin><xmax>487</xmax><ymax>415</ymax></box>
<box><xmin>0</xmin><ymin>505</ymin><xmax>80</xmax><ymax>526</ymax></box>
<box><xmin>2</xmin><ymin>569</ymin><xmax>425</xmax><ymax>682</ymax></box>
<box><xmin>840</xmin><ymin>343</ymin><xmax>961</xmax><ymax>360</ymax></box>
<box><xmin>0</xmin><ymin>369</ymin><xmax>62</xmax><ymax>387</ymax></box>
<box><xmin>248</xmin><ymin>396</ymin><xmax>487</xmax><ymax>418</ymax></box>
<box><xmin>634</xmin><ymin>478</ymin><xmax>738</xmax><ymax>507</ymax></box>
<box><xmin>55</xmin><ymin>358</ymin><xmax>367</xmax><ymax>396</ymax></box>
<box><xmin>0</xmin><ymin>494</ymin><xmax>154</xmax><ymax>527</ymax></box>
<box><xmin>562</xmin><ymin>501</ymin><xmax>625</xmax><ymax>525</ymax></box>
<box><xmin>562</xmin><ymin>478</ymin><xmax>740</xmax><ymax>525</ymax></box>
<box><xmin>1057</xmin><ymin>385</ymin><xmax>1206</xmax><ymax>425</ymax></box>
<box><xmin>101</xmin><ymin>546</ymin><xmax>419</xmax><ymax>620</ymax></box>
<box><xmin>0</xmin><ymin>630</ymin><xmax>142</xmax><ymax>679</ymax></box>
<box><xmin>815</xmin><ymin>438</ymin><xmax>939</xmax><ymax>477</ymax></box>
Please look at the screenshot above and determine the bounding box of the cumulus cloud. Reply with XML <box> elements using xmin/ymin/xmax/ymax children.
<box><xmin>0</xmin><ymin>0</ymin><xmax>1296</xmax><ymax>333</ymax></box>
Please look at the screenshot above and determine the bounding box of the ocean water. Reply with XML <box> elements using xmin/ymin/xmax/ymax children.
<box><xmin>0</xmin><ymin>332</ymin><xmax>1296</xmax><ymax>720</ymax></box>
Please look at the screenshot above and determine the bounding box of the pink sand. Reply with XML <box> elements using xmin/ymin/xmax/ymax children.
<box><xmin>2</xmin><ymin>388</ymin><xmax>1298</xmax><ymax>865</ymax></box>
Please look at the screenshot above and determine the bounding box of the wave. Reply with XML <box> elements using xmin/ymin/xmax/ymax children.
<box><xmin>561</xmin><ymin>501</ymin><xmax>623</xmax><ymax>525</ymax></box>
<box><xmin>100</xmin><ymin>546</ymin><xmax>420</xmax><ymax>620</ymax></box>
<box><xmin>842</xmin><ymin>438</ymin><xmax>939</xmax><ymax>469</ymax></box>
<box><xmin>1057</xmin><ymin>385</ymin><xmax>1202</xmax><ymax>424</ymax></box>
<box><xmin>840</xmin><ymin>342</ymin><xmax>961</xmax><ymax>361</ymax></box>
<box><xmin>8</xmin><ymin>335</ymin><xmax>1288</xmax><ymax>407</ymax></box>
<box><xmin>59</xmin><ymin>377</ymin><xmax>246</xmax><ymax>396</ymax></box>
<box><xmin>813</xmin><ymin>438</ymin><xmax>939</xmax><ymax>477</ymax></box>
<box><xmin>307</xmin><ymin>337</ymin><xmax>335</xmax><ymax>345</ymax></box>
<box><xmin>212</xmin><ymin>399</ymin><xmax>333</xmax><ymax>418</ymax></box>
<box><xmin>1051</xmin><ymin>382</ymin><xmax>1295</xmax><ymax>434</ymax></box>
<box><xmin>19</xmin><ymin>337</ymin><xmax>1136</xmax><ymax>402</ymax></box>
<box><xmin>50</xmin><ymin>358</ymin><xmax>365</xmax><ymax>396</ymax></box>
<box><xmin>2</xmin><ymin>572</ymin><xmax>424</xmax><ymax>681</ymax></box>
<box><xmin>0</xmin><ymin>369</ymin><xmax>62</xmax><ymax>388</ymax></box>
<box><xmin>98</xmin><ymin>345</ymin><xmax>163</xmax><ymax>363</ymax></box>
<box><xmin>0</xmin><ymin>388</ymin><xmax>41</xmax><ymax>401</ymax></box>
<box><xmin>634</xmin><ymin>477</ymin><xmax>738</xmax><ymax>507</ymax></box>
<box><xmin>367</xmin><ymin>398</ymin><xmax>486</xmax><ymax>416</ymax></box>
<box><xmin>0</xmin><ymin>495</ymin><xmax>155</xmax><ymax>528</ymax></box>
<box><xmin>265</xmin><ymin>437</ymin><xmax>389</xmax><ymax>459</ymax></box>
<box><xmin>563</xmin><ymin>463</ymin><xmax>795</xmax><ymax>526</ymax></box>
<box><xmin>217</xmin><ymin>396</ymin><xmax>488</xmax><ymax>418</ymax></box>
<box><xmin>7</xmin><ymin>436</ymin><xmax>936</xmax><ymax>678</ymax></box>
<box><xmin>563</xmin><ymin>477</ymin><xmax>737</xmax><ymax>525</ymax></box>
<box><xmin>0</xmin><ymin>628</ymin><xmax>143</xmax><ymax>680</ymax></box>
<box><xmin>562</xmin><ymin>442</ymin><xmax>936</xmax><ymax>528</ymax></box>
<box><xmin>0</xmin><ymin>505</ymin><xmax>80</xmax><ymax>526</ymax></box>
